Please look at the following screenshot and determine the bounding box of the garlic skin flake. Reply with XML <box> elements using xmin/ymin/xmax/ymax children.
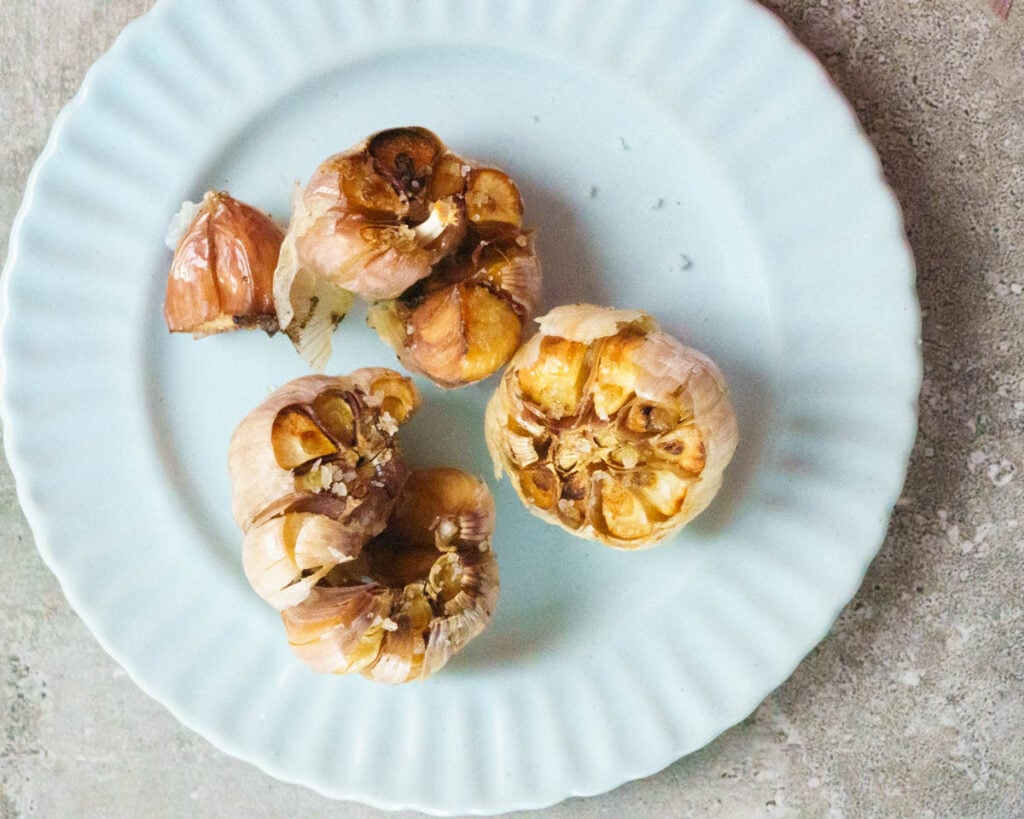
<box><xmin>271</xmin><ymin>185</ymin><xmax>356</xmax><ymax>372</ymax></box>
<box><xmin>280</xmin><ymin>468</ymin><xmax>499</xmax><ymax>683</ymax></box>
<box><xmin>228</xmin><ymin>369</ymin><xmax>421</xmax><ymax>608</ymax></box>
<box><xmin>485</xmin><ymin>304</ymin><xmax>738</xmax><ymax>549</ymax></box>
<box><xmin>164</xmin><ymin>191</ymin><xmax>284</xmax><ymax>337</ymax></box>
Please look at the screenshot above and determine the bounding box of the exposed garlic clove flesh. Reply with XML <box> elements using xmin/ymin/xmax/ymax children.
<box><xmin>485</xmin><ymin>304</ymin><xmax>738</xmax><ymax>549</ymax></box>
<box><xmin>367</xmin><ymin>230</ymin><xmax>542</xmax><ymax>388</ymax></box>
<box><xmin>228</xmin><ymin>370</ymin><xmax>421</xmax><ymax>608</ymax></box>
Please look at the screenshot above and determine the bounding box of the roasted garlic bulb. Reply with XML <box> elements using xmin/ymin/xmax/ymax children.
<box><xmin>367</xmin><ymin>229</ymin><xmax>541</xmax><ymax>387</ymax></box>
<box><xmin>274</xmin><ymin>126</ymin><xmax>541</xmax><ymax>374</ymax></box>
<box><xmin>280</xmin><ymin>468</ymin><xmax>499</xmax><ymax>683</ymax></box>
<box><xmin>229</xmin><ymin>369</ymin><xmax>420</xmax><ymax>608</ymax></box>
<box><xmin>485</xmin><ymin>304</ymin><xmax>738</xmax><ymax>549</ymax></box>
<box><xmin>229</xmin><ymin>373</ymin><xmax>499</xmax><ymax>682</ymax></box>
<box><xmin>164</xmin><ymin>191</ymin><xmax>284</xmax><ymax>336</ymax></box>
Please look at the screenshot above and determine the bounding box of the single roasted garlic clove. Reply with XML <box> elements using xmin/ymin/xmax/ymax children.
<box><xmin>280</xmin><ymin>468</ymin><xmax>499</xmax><ymax>682</ymax></box>
<box><xmin>485</xmin><ymin>304</ymin><xmax>738</xmax><ymax>549</ymax></box>
<box><xmin>367</xmin><ymin>230</ymin><xmax>541</xmax><ymax>388</ymax></box>
<box><xmin>228</xmin><ymin>369</ymin><xmax>421</xmax><ymax>608</ymax></box>
<box><xmin>164</xmin><ymin>191</ymin><xmax>284</xmax><ymax>337</ymax></box>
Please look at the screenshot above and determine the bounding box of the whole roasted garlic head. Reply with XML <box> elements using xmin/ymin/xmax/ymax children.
<box><xmin>485</xmin><ymin>304</ymin><xmax>738</xmax><ymax>549</ymax></box>
<box><xmin>280</xmin><ymin>468</ymin><xmax>499</xmax><ymax>683</ymax></box>
<box><xmin>164</xmin><ymin>191</ymin><xmax>284</xmax><ymax>337</ymax></box>
<box><xmin>229</xmin><ymin>369</ymin><xmax>420</xmax><ymax>608</ymax></box>
<box><xmin>274</xmin><ymin>126</ymin><xmax>541</xmax><ymax>374</ymax></box>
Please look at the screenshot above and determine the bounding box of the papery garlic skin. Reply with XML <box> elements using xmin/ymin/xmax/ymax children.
<box><xmin>228</xmin><ymin>369</ymin><xmax>421</xmax><ymax>608</ymax></box>
<box><xmin>164</xmin><ymin>191</ymin><xmax>284</xmax><ymax>337</ymax></box>
<box><xmin>280</xmin><ymin>468</ymin><xmax>499</xmax><ymax>683</ymax></box>
<box><xmin>485</xmin><ymin>304</ymin><xmax>738</xmax><ymax>549</ymax></box>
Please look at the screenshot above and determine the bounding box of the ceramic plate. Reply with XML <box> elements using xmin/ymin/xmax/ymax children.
<box><xmin>1</xmin><ymin>0</ymin><xmax>919</xmax><ymax>813</ymax></box>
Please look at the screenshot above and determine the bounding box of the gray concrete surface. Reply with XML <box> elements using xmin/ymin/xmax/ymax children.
<box><xmin>2</xmin><ymin>1</ymin><xmax>1022</xmax><ymax>816</ymax></box>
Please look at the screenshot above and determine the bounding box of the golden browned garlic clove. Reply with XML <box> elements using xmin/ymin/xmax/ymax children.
<box><xmin>280</xmin><ymin>468</ymin><xmax>499</xmax><ymax>683</ymax></box>
<box><xmin>485</xmin><ymin>304</ymin><xmax>738</xmax><ymax>549</ymax></box>
<box><xmin>164</xmin><ymin>191</ymin><xmax>284</xmax><ymax>337</ymax></box>
<box><xmin>465</xmin><ymin>168</ymin><xmax>524</xmax><ymax>228</ymax></box>
<box><xmin>228</xmin><ymin>369</ymin><xmax>421</xmax><ymax>608</ymax></box>
<box><xmin>366</xmin><ymin>228</ymin><xmax>542</xmax><ymax>388</ymax></box>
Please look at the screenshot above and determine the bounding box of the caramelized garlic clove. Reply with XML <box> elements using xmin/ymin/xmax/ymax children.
<box><xmin>367</xmin><ymin>231</ymin><xmax>541</xmax><ymax>389</ymax></box>
<box><xmin>310</xmin><ymin>153</ymin><xmax>406</xmax><ymax>217</ymax></box>
<box><xmin>458</xmin><ymin>285</ymin><xmax>525</xmax><ymax>381</ymax></box>
<box><xmin>515</xmin><ymin>335</ymin><xmax>590</xmax><ymax>419</ymax></box>
<box><xmin>426</xmin><ymin>152</ymin><xmax>468</xmax><ymax>201</ymax></box>
<box><xmin>519</xmin><ymin>464</ymin><xmax>560</xmax><ymax>511</ymax></box>
<box><xmin>628</xmin><ymin>468</ymin><xmax>690</xmax><ymax>518</ymax></box>
<box><xmin>654</xmin><ymin>425</ymin><xmax>707</xmax><ymax>475</ymax></box>
<box><xmin>465</xmin><ymin>168</ymin><xmax>524</xmax><ymax>228</ymax></box>
<box><xmin>596</xmin><ymin>472</ymin><xmax>653</xmax><ymax>543</ymax></box>
<box><xmin>367</xmin><ymin>126</ymin><xmax>446</xmax><ymax>209</ymax></box>
<box><xmin>366</xmin><ymin>370</ymin><xmax>419</xmax><ymax>424</ymax></box>
<box><xmin>164</xmin><ymin>191</ymin><xmax>283</xmax><ymax>337</ymax></box>
<box><xmin>228</xmin><ymin>371</ymin><xmax>419</xmax><ymax>535</ymax></box>
<box><xmin>485</xmin><ymin>303</ymin><xmax>738</xmax><ymax>549</ymax></box>
<box><xmin>310</xmin><ymin>390</ymin><xmax>357</xmax><ymax>447</ymax></box>
<box><xmin>270</xmin><ymin>406</ymin><xmax>339</xmax><ymax>470</ymax></box>
<box><xmin>623</xmin><ymin>399</ymin><xmax>680</xmax><ymax>435</ymax></box>
<box><xmin>592</xmin><ymin>332</ymin><xmax>645</xmax><ymax>420</ymax></box>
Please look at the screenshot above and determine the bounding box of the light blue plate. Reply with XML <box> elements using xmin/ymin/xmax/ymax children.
<box><xmin>1</xmin><ymin>0</ymin><xmax>919</xmax><ymax>813</ymax></box>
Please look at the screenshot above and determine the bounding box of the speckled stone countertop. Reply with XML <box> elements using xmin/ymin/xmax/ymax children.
<box><xmin>2</xmin><ymin>1</ymin><xmax>1022</xmax><ymax>816</ymax></box>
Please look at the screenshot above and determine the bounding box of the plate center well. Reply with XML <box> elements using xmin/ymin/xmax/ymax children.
<box><xmin>147</xmin><ymin>44</ymin><xmax>776</xmax><ymax>660</ymax></box>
